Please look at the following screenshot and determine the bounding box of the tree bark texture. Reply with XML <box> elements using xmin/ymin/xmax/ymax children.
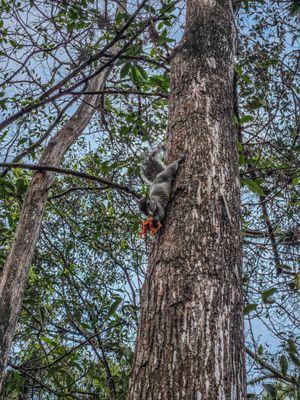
<box><xmin>127</xmin><ymin>1</ymin><xmax>246</xmax><ymax>399</ymax></box>
<box><xmin>0</xmin><ymin>61</ymin><xmax>114</xmax><ymax>391</ymax></box>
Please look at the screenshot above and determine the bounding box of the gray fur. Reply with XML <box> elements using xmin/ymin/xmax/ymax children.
<box><xmin>140</xmin><ymin>146</ymin><xmax>166</xmax><ymax>184</ymax></box>
<box><xmin>139</xmin><ymin>147</ymin><xmax>184</xmax><ymax>221</ymax></box>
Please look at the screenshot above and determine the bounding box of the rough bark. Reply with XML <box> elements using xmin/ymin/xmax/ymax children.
<box><xmin>0</xmin><ymin>58</ymin><xmax>114</xmax><ymax>392</ymax></box>
<box><xmin>127</xmin><ymin>0</ymin><xmax>246</xmax><ymax>399</ymax></box>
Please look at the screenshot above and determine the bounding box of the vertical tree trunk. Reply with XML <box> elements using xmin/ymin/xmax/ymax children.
<box><xmin>0</xmin><ymin>64</ymin><xmax>113</xmax><ymax>392</ymax></box>
<box><xmin>127</xmin><ymin>0</ymin><xmax>246</xmax><ymax>399</ymax></box>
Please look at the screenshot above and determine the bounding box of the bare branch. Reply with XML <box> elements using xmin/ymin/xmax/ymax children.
<box><xmin>248</xmin><ymin>374</ymin><xmax>276</xmax><ymax>385</ymax></box>
<box><xmin>70</xmin><ymin>89</ymin><xmax>168</xmax><ymax>98</ymax></box>
<box><xmin>0</xmin><ymin>0</ymin><xmax>148</xmax><ymax>131</ymax></box>
<box><xmin>0</xmin><ymin>162</ymin><xmax>140</xmax><ymax>199</ymax></box>
<box><xmin>48</xmin><ymin>186</ymin><xmax>103</xmax><ymax>200</ymax></box>
<box><xmin>0</xmin><ymin>97</ymin><xmax>77</xmax><ymax>178</ymax></box>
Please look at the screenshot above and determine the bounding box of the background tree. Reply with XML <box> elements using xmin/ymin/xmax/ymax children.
<box><xmin>0</xmin><ymin>0</ymin><xmax>299</xmax><ymax>398</ymax></box>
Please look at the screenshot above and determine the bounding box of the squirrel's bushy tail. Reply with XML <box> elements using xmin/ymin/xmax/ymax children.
<box><xmin>140</xmin><ymin>145</ymin><xmax>166</xmax><ymax>184</ymax></box>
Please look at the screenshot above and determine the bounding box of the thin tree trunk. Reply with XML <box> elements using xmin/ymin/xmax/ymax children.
<box><xmin>127</xmin><ymin>0</ymin><xmax>246</xmax><ymax>399</ymax></box>
<box><xmin>0</xmin><ymin>55</ymin><xmax>117</xmax><ymax>392</ymax></box>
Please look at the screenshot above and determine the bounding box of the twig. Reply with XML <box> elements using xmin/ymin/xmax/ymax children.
<box><xmin>248</xmin><ymin>374</ymin><xmax>276</xmax><ymax>385</ymax></box>
<box><xmin>48</xmin><ymin>186</ymin><xmax>103</xmax><ymax>200</ymax></box>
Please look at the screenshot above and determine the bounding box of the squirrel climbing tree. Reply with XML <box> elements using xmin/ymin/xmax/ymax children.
<box><xmin>127</xmin><ymin>0</ymin><xmax>246</xmax><ymax>398</ymax></box>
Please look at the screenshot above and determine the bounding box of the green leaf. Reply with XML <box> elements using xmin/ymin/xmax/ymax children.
<box><xmin>159</xmin><ymin>1</ymin><xmax>176</xmax><ymax>14</ymax></box>
<box><xmin>292</xmin><ymin>177</ymin><xmax>300</xmax><ymax>186</ymax></box>
<box><xmin>18</xmin><ymin>138</ymin><xmax>27</xmax><ymax>145</ymax></box>
<box><xmin>0</xmin><ymin>179</ymin><xmax>15</xmax><ymax>193</ymax></box>
<box><xmin>234</xmin><ymin>64</ymin><xmax>243</xmax><ymax>76</ymax></box>
<box><xmin>279</xmin><ymin>355</ymin><xmax>288</xmax><ymax>376</ymax></box>
<box><xmin>135</xmin><ymin>64</ymin><xmax>148</xmax><ymax>80</ymax></box>
<box><xmin>287</xmin><ymin>339</ymin><xmax>297</xmax><ymax>354</ymax></box>
<box><xmin>115</xmin><ymin>11</ymin><xmax>129</xmax><ymax>25</ymax></box>
<box><xmin>107</xmin><ymin>205</ymin><xmax>115</xmax><ymax>217</ymax></box>
<box><xmin>40</xmin><ymin>336</ymin><xmax>58</xmax><ymax>346</ymax></box>
<box><xmin>242</xmin><ymin>177</ymin><xmax>265</xmax><ymax>196</ymax></box>
<box><xmin>0</xmin><ymin>99</ymin><xmax>7</xmax><ymax>110</ymax></box>
<box><xmin>239</xmin><ymin>115</ymin><xmax>253</xmax><ymax>124</ymax></box>
<box><xmin>291</xmin><ymin>145</ymin><xmax>300</xmax><ymax>152</ymax></box>
<box><xmin>4</xmin><ymin>370</ymin><xmax>23</xmax><ymax>391</ymax></box>
<box><xmin>279</xmin><ymin>264</ymin><xmax>293</xmax><ymax>271</ymax></box>
<box><xmin>0</xmin><ymin>130</ymin><xmax>8</xmax><ymax>141</ymax></box>
<box><xmin>261</xmin><ymin>287</ymin><xmax>277</xmax><ymax>303</ymax></box>
<box><xmin>289</xmin><ymin>352</ymin><xmax>300</xmax><ymax>368</ymax></box>
<box><xmin>243</xmin><ymin>303</ymin><xmax>257</xmax><ymax>314</ymax></box>
<box><xmin>246</xmin><ymin>96</ymin><xmax>267</xmax><ymax>110</ymax></box>
<box><xmin>239</xmin><ymin>153</ymin><xmax>246</xmax><ymax>165</ymax></box>
<box><xmin>16</xmin><ymin>178</ymin><xmax>27</xmax><ymax>195</ymax></box>
<box><xmin>258</xmin><ymin>344</ymin><xmax>263</xmax><ymax>355</ymax></box>
<box><xmin>107</xmin><ymin>296</ymin><xmax>122</xmax><ymax>317</ymax></box>
<box><xmin>130</xmin><ymin>65</ymin><xmax>144</xmax><ymax>84</ymax></box>
<box><xmin>290</xmin><ymin>1</ymin><xmax>300</xmax><ymax>16</ymax></box>
<box><xmin>7</xmin><ymin>214</ymin><xmax>14</xmax><ymax>228</ymax></box>
<box><xmin>286</xmin><ymin>340</ymin><xmax>300</xmax><ymax>367</ymax></box>
<box><xmin>120</xmin><ymin>125</ymin><xmax>130</xmax><ymax>137</ymax></box>
<box><xmin>9</xmin><ymin>39</ymin><xmax>18</xmax><ymax>47</ymax></box>
<box><xmin>66</xmin><ymin>372</ymin><xmax>73</xmax><ymax>386</ymax></box>
<box><xmin>295</xmin><ymin>272</ymin><xmax>300</xmax><ymax>289</ymax></box>
<box><xmin>120</xmin><ymin>62</ymin><xmax>131</xmax><ymax>79</ymax></box>
<box><xmin>259</xmin><ymin>98</ymin><xmax>267</xmax><ymax>107</ymax></box>
<box><xmin>263</xmin><ymin>383</ymin><xmax>277</xmax><ymax>399</ymax></box>
<box><xmin>121</xmin><ymin>239</ymin><xmax>128</xmax><ymax>250</ymax></box>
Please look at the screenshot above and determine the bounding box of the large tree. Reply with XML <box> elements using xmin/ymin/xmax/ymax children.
<box><xmin>127</xmin><ymin>0</ymin><xmax>247</xmax><ymax>398</ymax></box>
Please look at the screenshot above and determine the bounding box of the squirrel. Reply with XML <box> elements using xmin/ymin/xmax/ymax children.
<box><xmin>138</xmin><ymin>146</ymin><xmax>185</xmax><ymax>221</ymax></box>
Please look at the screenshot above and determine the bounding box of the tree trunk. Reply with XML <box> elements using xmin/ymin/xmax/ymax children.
<box><xmin>127</xmin><ymin>0</ymin><xmax>246</xmax><ymax>399</ymax></box>
<box><xmin>0</xmin><ymin>62</ymin><xmax>113</xmax><ymax>392</ymax></box>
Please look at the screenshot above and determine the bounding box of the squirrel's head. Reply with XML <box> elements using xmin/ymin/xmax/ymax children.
<box><xmin>138</xmin><ymin>196</ymin><xmax>151</xmax><ymax>216</ymax></box>
<box><xmin>138</xmin><ymin>196</ymin><xmax>158</xmax><ymax>217</ymax></box>
<box><xmin>148</xmin><ymin>199</ymin><xmax>157</xmax><ymax>216</ymax></box>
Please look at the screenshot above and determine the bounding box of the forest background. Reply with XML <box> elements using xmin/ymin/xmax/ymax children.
<box><xmin>0</xmin><ymin>0</ymin><xmax>299</xmax><ymax>398</ymax></box>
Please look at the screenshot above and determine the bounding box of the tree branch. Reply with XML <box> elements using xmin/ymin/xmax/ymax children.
<box><xmin>248</xmin><ymin>374</ymin><xmax>276</xmax><ymax>385</ymax></box>
<box><xmin>246</xmin><ymin>347</ymin><xmax>296</xmax><ymax>384</ymax></box>
<box><xmin>0</xmin><ymin>0</ymin><xmax>148</xmax><ymax>132</ymax></box>
<box><xmin>48</xmin><ymin>186</ymin><xmax>103</xmax><ymax>200</ymax></box>
<box><xmin>9</xmin><ymin>364</ymin><xmax>80</xmax><ymax>399</ymax></box>
<box><xmin>0</xmin><ymin>162</ymin><xmax>140</xmax><ymax>199</ymax></box>
<box><xmin>70</xmin><ymin>89</ymin><xmax>168</xmax><ymax>98</ymax></box>
<box><xmin>0</xmin><ymin>97</ymin><xmax>77</xmax><ymax>178</ymax></box>
<box><xmin>234</xmin><ymin>73</ymin><xmax>282</xmax><ymax>275</ymax></box>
